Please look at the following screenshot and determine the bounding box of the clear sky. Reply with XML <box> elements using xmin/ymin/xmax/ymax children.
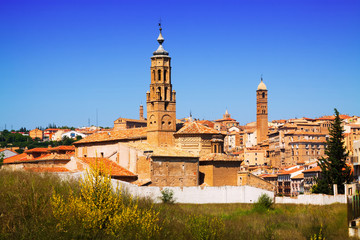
<box><xmin>0</xmin><ymin>0</ymin><xmax>359</xmax><ymax>130</ymax></box>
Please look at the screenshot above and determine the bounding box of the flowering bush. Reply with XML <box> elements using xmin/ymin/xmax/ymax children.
<box><xmin>51</xmin><ymin>158</ymin><xmax>161</xmax><ymax>239</ymax></box>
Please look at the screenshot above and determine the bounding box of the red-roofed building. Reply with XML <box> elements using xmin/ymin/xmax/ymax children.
<box><xmin>214</xmin><ymin>110</ymin><xmax>239</xmax><ymax>131</ymax></box>
<box><xmin>2</xmin><ymin>145</ymin><xmax>75</xmax><ymax>172</ymax></box>
<box><xmin>277</xmin><ymin>166</ymin><xmax>304</xmax><ymax>196</ymax></box>
<box><xmin>174</xmin><ymin>121</ymin><xmax>223</xmax><ymax>155</ymax></box>
<box><xmin>291</xmin><ymin>173</ymin><xmax>304</xmax><ymax>196</ymax></box>
<box><xmin>303</xmin><ymin>165</ymin><xmax>321</xmax><ymax>193</ymax></box>
<box><xmin>75</xmin><ymin>157</ymin><xmax>138</xmax><ymax>182</ymax></box>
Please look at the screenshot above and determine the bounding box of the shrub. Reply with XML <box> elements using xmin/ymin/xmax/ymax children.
<box><xmin>185</xmin><ymin>214</ymin><xmax>224</xmax><ymax>240</ymax></box>
<box><xmin>160</xmin><ymin>188</ymin><xmax>175</xmax><ymax>204</ymax></box>
<box><xmin>253</xmin><ymin>193</ymin><xmax>273</xmax><ymax>212</ymax></box>
<box><xmin>310</xmin><ymin>224</ymin><xmax>325</xmax><ymax>240</ymax></box>
<box><xmin>51</xmin><ymin>158</ymin><xmax>162</xmax><ymax>239</ymax></box>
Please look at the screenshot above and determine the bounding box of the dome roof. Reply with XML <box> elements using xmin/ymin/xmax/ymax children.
<box><xmin>257</xmin><ymin>79</ymin><xmax>267</xmax><ymax>90</ymax></box>
<box><xmin>153</xmin><ymin>24</ymin><xmax>169</xmax><ymax>56</ymax></box>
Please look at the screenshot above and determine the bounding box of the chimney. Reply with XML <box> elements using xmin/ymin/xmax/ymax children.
<box><xmin>139</xmin><ymin>105</ymin><xmax>144</xmax><ymax>120</ymax></box>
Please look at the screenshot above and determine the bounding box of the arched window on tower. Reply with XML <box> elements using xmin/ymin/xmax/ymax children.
<box><xmin>164</xmin><ymin>87</ymin><xmax>168</xmax><ymax>101</ymax></box>
<box><xmin>152</xmin><ymin>70</ymin><xmax>155</xmax><ymax>81</ymax></box>
<box><xmin>158</xmin><ymin>87</ymin><xmax>162</xmax><ymax>100</ymax></box>
<box><xmin>262</xmin><ymin>92</ymin><xmax>265</xmax><ymax>98</ymax></box>
<box><xmin>158</xmin><ymin>70</ymin><xmax>161</xmax><ymax>81</ymax></box>
<box><xmin>164</xmin><ymin>70</ymin><xmax>167</xmax><ymax>82</ymax></box>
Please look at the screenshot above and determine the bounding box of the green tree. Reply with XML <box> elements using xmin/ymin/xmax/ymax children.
<box><xmin>0</xmin><ymin>152</ymin><xmax>4</xmax><ymax>168</ymax></box>
<box><xmin>312</xmin><ymin>108</ymin><xmax>353</xmax><ymax>194</ymax></box>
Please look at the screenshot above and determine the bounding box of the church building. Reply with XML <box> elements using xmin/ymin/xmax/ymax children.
<box><xmin>72</xmin><ymin>25</ymin><xmax>243</xmax><ymax>187</ymax></box>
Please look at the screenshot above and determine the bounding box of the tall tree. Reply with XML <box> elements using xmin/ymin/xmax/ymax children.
<box><xmin>312</xmin><ymin>108</ymin><xmax>353</xmax><ymax>194</ymax></box>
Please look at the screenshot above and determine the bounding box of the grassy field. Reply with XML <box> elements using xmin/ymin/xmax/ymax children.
<box><xmin>0</xmin><ymin>169</ymin><xmax>353</xmax><ymax>240</ymax></box>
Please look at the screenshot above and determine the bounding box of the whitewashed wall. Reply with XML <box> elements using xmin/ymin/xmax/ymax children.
<box><xmin>111</xmin><ymin>179</ymin><xmax>274</xmax><ymax>204</ymax></box>
<box><xmin>275</xmin><ymin>194</ymin><xmax>346</xmax><ymax>205</ymax></box>
<box><xmin>55</xmin><ymin>173</ymin><xmax>346</xmax><ymax>205</ymax></box>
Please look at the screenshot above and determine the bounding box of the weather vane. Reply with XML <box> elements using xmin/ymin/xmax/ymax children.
<box><xmin>159</xmin><ymin>18</ymin><xmax>162</xmax><ymax>32</ymax></box>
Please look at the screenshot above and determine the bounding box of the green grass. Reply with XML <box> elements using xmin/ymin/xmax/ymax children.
<box><xmin>0</xmin><ymin>169</ymin><xmax>355</xmax><ymax>240</ymax></box>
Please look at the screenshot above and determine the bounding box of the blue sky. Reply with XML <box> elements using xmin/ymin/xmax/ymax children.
<box><xmin>0</xmin><ymin>0</ymin><xmax>359</xmax><ymax>130</ymax></box>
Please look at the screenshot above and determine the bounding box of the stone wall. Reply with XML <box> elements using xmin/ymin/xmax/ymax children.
<box><xmin>150</xmin><ymin>156</ymin><xmax>198</xmax><ymax>187</ymax></box>
<box><xmin>200</xmin><ymin>161</ymin><xmax>243</xmax><ymax>187</ymax></box>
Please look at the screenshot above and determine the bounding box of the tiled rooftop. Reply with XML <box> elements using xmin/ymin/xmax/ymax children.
<box><xmin>50</xmin><ymin>145</ymin><xmax>75</xmax><ymax>151</ymax></box>
<box><xmin>199</xmin><ymin>153</ymin><xmax>240</xmax><ymax>161</ymax></box>
<box><xmin>175</xmin><ymin>121</ymin><xmax>220</xmax><ymax>135</ymax></box>
<box><xmin>303</xmin><ymin>166</ymin><xmax>321</xmax><ymax>173</ymax></box>
<box><xmin>77</xmin><ymin>157</ymin><xmax>136</xmax><ymax>177</ymax></box>
<box><xmin>3</xmin><ymin>153</ymin><xmax>27</xmax><ymax>164</ymax></box>
<box><xmin>291</xmin><ymin>173</ymin><xmax>304</xmax><ymax>179</ymax></box>
<box><xmin>197</xmin><ymin>120</ymin><xmax>215</xmax><ymax>129</ymax></box>
<box><xmin>124</xmin><ymin>142</ymin><xmax>197</xmax><ymax>157</ymax></box>
<box><xmin>24</xmin><ymin>166</ymin><xmax>70</xmax><ymax>173</ymax></box>
<box><xmin>74</xmin><ymin>128</ymin><xmax>147</xmax><ymax>144</ymax></box>
<box><xmin>25</xmin><ymin>148</ymin><xmax>50</xmax><ymax>153</ymax></box>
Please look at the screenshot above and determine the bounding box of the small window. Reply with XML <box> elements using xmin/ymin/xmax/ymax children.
<box><xmin>158</xmin><ymin>70</ymin><xmax>161</xmax><ymax>81</ymax></box>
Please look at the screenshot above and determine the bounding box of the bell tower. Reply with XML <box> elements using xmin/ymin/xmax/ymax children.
<box><xmin>146</xmin><ymin>24</ymin><xmax>176</xmax><ymax>147</ymax></box>
<box><xmin>256</xmin><ymin>77</ymin><xmax>268</xmax><ymax>144</ymax></box>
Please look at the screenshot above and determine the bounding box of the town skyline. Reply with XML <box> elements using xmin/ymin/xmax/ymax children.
<box><xmin>1</xmin><ymin>0</ymin><xmax>359</xmax><ymax>130</ymax></box>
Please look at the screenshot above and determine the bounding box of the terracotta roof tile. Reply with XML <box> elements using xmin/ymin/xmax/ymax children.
<box><xmin>25</xmin><ymin>148</ymin><xmax>50</xmax><ymax>153</ymax></box>
<box><xmin>74</xmin><ymin>128</ymin><xmax>147</xmax><ymax>144</ymax></box>
<box><xmin>123</xmin><ymin>142</ymin><xmax>197</xmax><ymax>157</ymax></box>
<box><xmin>278</xmin><ymin>167</ymin><xmax>303</xmax><ymax>175</ymax></box>
<box><xmin>50</xmin><ymin>145</ymin><xmax>75</xmax><ymax>151</ymax></box>
<box><xmin>197</xmin><ymin>120</ymin><xmax>215</xmax><ymax>128</ymax></box>
<box><xmin>24</xmin><ymin>166</ymin><xmax>70</xmax><ymax>173</ymax></box>
<box><xmin>199</xmin><ymin>153</ymin><xmax>240</xmax><ymax>161</ymax></box>
<box><xmin>38</xmin><ymin>153</ymin><xmax>74</xmax><ymax>161</ymax></box>
<box><xmin>303</xmin><ymin>166</ymin><xmax>321</xmax><ymax>173</ymax></box>
<box><xmin>3</xmin><ymin>153</ymin><xmax>27</xmax><ymax>164</ymax></box>
<box><xmin>175</xmin><ymin>122</ymin><xmax>220</xmax><ymax>135</ymax></box>
<box><xmin>261</xmin><ymin>174</ymin><xmax>278</xmax><ymax>178</ymax></box>
<box><xmin>78</xmin><ymin>157</ymin><xmax>136</xmax><ymax>177</ymax></box>
<box><xmin>291</xmin><ymin>173</ymin><xmax>304</xmax><ymax>179</ymax></box>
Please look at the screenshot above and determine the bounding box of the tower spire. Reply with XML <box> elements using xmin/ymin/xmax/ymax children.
<box><xmin>153</xmin><ymin>22</ymin><xmax>168</xmax><ymax>56</ymax></box>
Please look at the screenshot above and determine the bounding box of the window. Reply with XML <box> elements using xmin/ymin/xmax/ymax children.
<box><xmin>164</xmin><ymin>70</ymin><xmax>167</xmax><ymax>81</ymax></box>
<box><xmin>262</xmin><ymin>92</ymin><xmax>265</xmax><ymax>98</ymax></box>
<box><xmin>158</xmin><ymin>69</ymin><xmax>161</xmax><ymax>81</ymax></box>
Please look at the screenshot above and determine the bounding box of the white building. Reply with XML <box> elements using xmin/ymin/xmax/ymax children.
<box><xmin>61</xmin><ymin>131</ymin><xmax>86</xmax><ymax>139</ymax></box>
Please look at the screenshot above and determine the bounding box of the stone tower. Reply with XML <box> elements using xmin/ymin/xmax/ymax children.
<box><xmin>256</xmin><ymin>77</ymin><xmax>268</xmax><ymax>144</ymax></box>
<box><xmin>146</xmin><ymin>24</ymin><xmax>176</xmax><ymax>147</ymax></box>
<box><xmin>139</xmin><ymin>105</ymin><xmax>144</xmax><ymax>120</ymax></box>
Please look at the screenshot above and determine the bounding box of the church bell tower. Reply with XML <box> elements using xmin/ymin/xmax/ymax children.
<box><xmin>256</xmin><ymin>77</ymin><xmax>268</xmax><ymax>144</ymax></box>
<box><xmin>146</xmin><ymin>24</ymin><xmax>176</xmax><ymax>147</ymax></box>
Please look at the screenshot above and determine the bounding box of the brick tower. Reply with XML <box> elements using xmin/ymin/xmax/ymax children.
<box><xmin>256</xmin><ymin>77</ymin><xmax>268</xmax><ymax>144</ymax></box>
<box><xmin>146</xmin><ymin>24</ymin><xmax>176</xmax><ymax>147</ymax></box>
